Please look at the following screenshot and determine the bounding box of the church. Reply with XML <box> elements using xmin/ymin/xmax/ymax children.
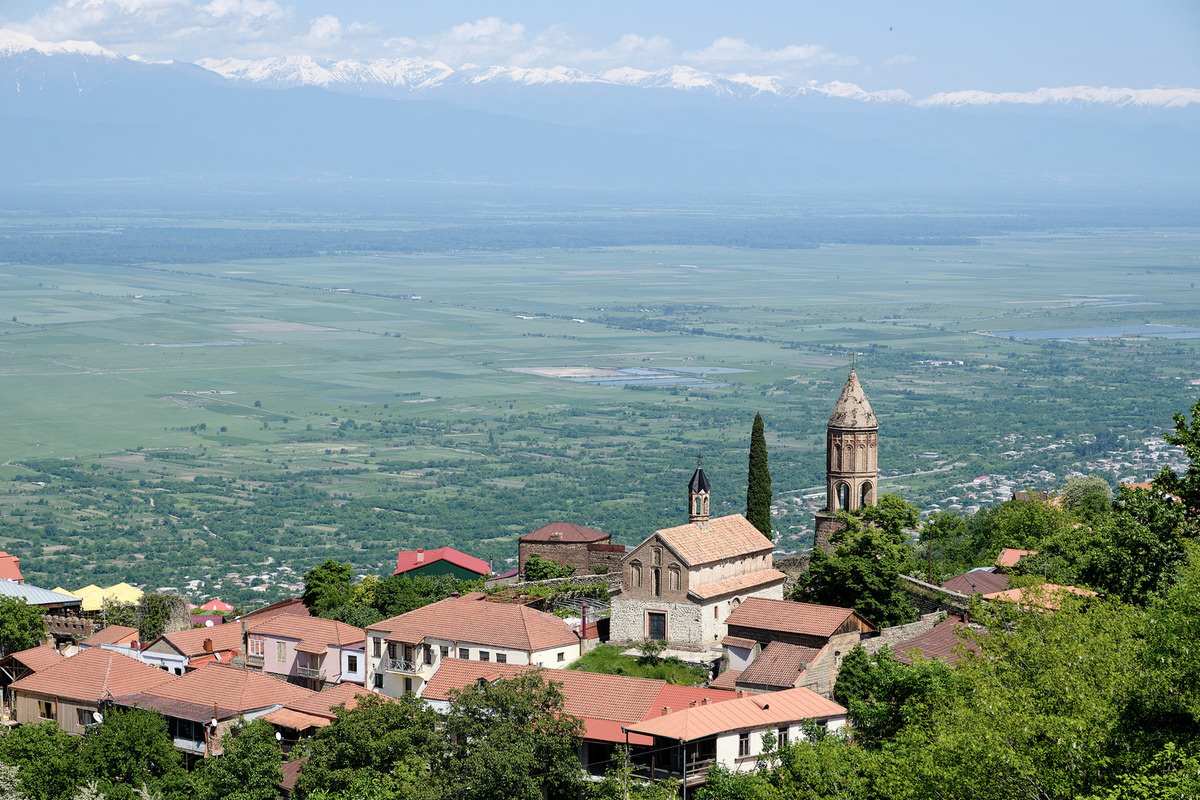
<box><xmin>609</xmin><ymin>368</ymin><xmax>879</xmax><ymax>647</ymax></box>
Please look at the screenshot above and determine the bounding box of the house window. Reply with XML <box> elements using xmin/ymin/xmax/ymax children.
<box><xmin>459</xmin><ymin>648</ymin><xmax>469</xmax><ymax>659</ymax></box>
<box><xmin>652</xmin><ymin>568</ymin><xmax>661</xmax><ymax>597</ymax></box>
<box><xmin>496</xmin><ymin>653</ymin><xmax>507</xmax><ymax>664</ymax></box>
<box><xmin>373</xmin><ymin>638</ymin><xmax>381</xmax><ymax>658</ymax></box>
<box><xmin>404</xmin><ymin>678</ymin><xmax>413</xmax><ymax>693</ymax></box>
<box><xmin>77</xmin><ymin>708</ymin><xmax>92</xmax><ymax>726</ymax></box>
<box><xmin>346</xmin><ymin>655</ymin><xmax>358</xmax><ymax>673</ymax></box>
<box><xmin>557</xmin><ymin>652</ymin><xmax>565</xmax><ymax>662</ymax></box>
<box><xmin>738</xmin><ymin>732</ymin><xmax>750</xmax><ymax>757</ymax></box>
<box><xmin>777</xmin><ymin>727</ymin><xmax>789</xmax><ymax>747</ymax></box>
<box><xmin>248</xmin><ymin>636</ymin><xmax>264</xmax><ymax>656</ymax></box>
<box><xmin>714</xmin><ymin>606</ymin><xmax>719</xmax><ymax>619</ymax></box>
<box><xmin>479</xmin><ymin>651</ymin><xmax>490</xmax><ymax>662</ymax></box>
<box><xmin>38</xmin><ymin>700</ymin><xmax>56</xmax><ymax>721</ymax></box>
<box><xmin>425</xmin><ymin>645</ymin><xmax>434</xmax><ymax>665</ymax></box>
<box><xmin>388</xmin><ymin>642</ymin><xmax>397</xmax><ymax>660</ymax></box>
<box><xmin>373</xmin><ymin>673</ymin><xmax>383</xmax><ymax>689</ymax></box>
<box><xmin>277</xmin><ymin>641</ymin><xmax>287</xmax><ymax>662</ymax></box>
<box><xmin>440</xmin><ymin>646</ymin><xmax>450</xmax><ymax>659</ymax></box>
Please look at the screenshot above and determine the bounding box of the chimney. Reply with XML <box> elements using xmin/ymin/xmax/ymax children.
<box><xmin>416</xmin><ymin>548</ymin><xmax>425</xmax><ymax>563</ymax></box>
<box><xmin>736</xmin><ymin>690</ymin><xmax>744</xmax><ymax>698</ymax></box>
<box><xmin>689</xmin><ymin>700</ymin><xmax>697</xmax><ymax>707</ymax></box>
<box><xmin>662</xmin><ymin>706</ymin><xmax>671</xmax><ymax>716</ymax></box>
<box><xmin>203</xmin><ymin>638</ymin><xmax>213</xmax><ymax>653</ymax></box>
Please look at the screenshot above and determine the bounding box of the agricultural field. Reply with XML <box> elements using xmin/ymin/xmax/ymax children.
<box><xmin>0</xmin><ymin>218</ymin><xmax>1197</xmax><ymax>604</ymax></box>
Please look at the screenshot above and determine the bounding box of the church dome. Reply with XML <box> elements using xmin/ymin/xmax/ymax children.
<box><xmin>828</xmin><ymin>370</ymin><xmax>877</xmax><ymax>430</ymax></box>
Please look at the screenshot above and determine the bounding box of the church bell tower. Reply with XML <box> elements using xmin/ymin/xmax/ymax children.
<box><xmin>814</xmin><ymin>368</ymin><xmax>878</xmax><ymax>551</ymax></box>
<box><xmin>688</xmin><ymin>458</ymin><xmax>711</xmax><ymax>523</ymax></box>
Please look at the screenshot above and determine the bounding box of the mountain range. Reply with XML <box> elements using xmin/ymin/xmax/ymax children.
<box><xmin>2</xmin><ymin>28</ymin><xmax>1198</xmax><ymax>199</ymax></box>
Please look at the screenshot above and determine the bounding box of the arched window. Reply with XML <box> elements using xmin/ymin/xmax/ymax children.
<box><xmin>860</xmin><ymin>482</ymin><xmax>873</xmax><ymax>507</ymax></box>
<box><xmin>652</xmin><ymin>568</ymin><xmax>662</xmax><ymax>597</ymax></box>
<box><xmin>630</xmin><ymin>561</ymin><xmax>642</xmax><ymax>588</ymax></box>
<box><xmin>669</xmin><ymin>566</ymin><xmax>681</xmax><ymax>592</ymax></box>
<box><xmin>836</xmin><ymin>482</ymin><xmax>850</xmax><ymax>511</ymax></box>
<box><xmin>652</xmin><ymin>547</ymin><xmax>662</xmax><ymax>567</ymax></box>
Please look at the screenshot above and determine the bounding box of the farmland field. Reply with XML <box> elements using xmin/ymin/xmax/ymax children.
<box><xmin>1</xmin><ymin>217</ymin><xmax>1197</xmax><ymax>603</ymax></box>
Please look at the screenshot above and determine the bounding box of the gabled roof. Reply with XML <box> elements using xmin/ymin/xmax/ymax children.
<box><xmin>10</xmin><ymin>646</ymin><xmax>173</xmax><ymax>704</ymax></box>
<box><xmin>69</xmin><ymin>583</ymin><xmax>143</xmax><ymax>612</ymax></box>
<box><xmin>81</xmin><ymin>625</ymin><xmax>140</xmax><ymax>647</ymax></box>
<box><xmin>943</xmin><ymin>569</ymin><xmax>1009</xmax><ymax>596</ymax></box>
<box><xmin>828</xmin><ymin>370</ymin><xmax>877</xmax><ymax>430</ymax></box>
<box><xmin>247</xmin><ymin>615</ymin><xmax>365</xmax><ymax>652</ymax></box>
<box><xmin>0</xmin><ymin>580</ymin><xmax>81</xmax><ymax>608</ymax></box>
<box><xmin>689</xmin><ymin>569</ymin><xmax>786</xmax><ymax>601</ymax></box>
<box><xmin>420</xmin><ymin>659</ymin><xmax>738</xmax><ymax>744</ymax></box>
<box><xmin>725</xmin><ymin>597</ymin><xmax>873</xmax><ymax>638</ymax></box>
<box><xmin>651</xmin><ymin>514</ymin><xmax>774</xmax><ymax>568</ymax></box>
<box><xmin>368</xmin><ymin>596</ymin><xmax>578</xmax><ymax>652</ymax></box>
<box><xmin>721</xmin><ymin>635</ymin><xmax>758</xmax><ymax>650</ymax></box>
<box><xmin>626</xmin><ymin>686</ymin><xmax>846</xmax><ymax>742</ymax></box>
<box><xmin>147</xmin><ymin>620</ymin><xmax>244</xmax><ymax>658</ymax></box>
<box><xmin>995</xmin><ymin>548</ymin><xmax>1038</xmax><ymax>568</ymax></box>
<box><xmin>735</xmin><ymin>641</ymin><xmax>822</xmax><ymax>690</ymax></box>
<box><xmin>892</xmin><ymin>617</ymin><xmax>979</xmax><ymax>666</ymax></box>
<box><xmin>240</xmin><ymin>597</ymin><xmax>311</xmax><ymax>621</ymax></box>
<box><xmin>394</xmin><ymin>547</ymin><xmax>490</xmax><ymax>576</ymax></box>
<box><xmin>3</xmin><ymin>644</ymin><xmax>63</xmax><ymax>672</ymax></box>
<box><xmin>114</xmin><ymin>663</ymin><xmax>314</xmax><ymax>719</ymax></box>
<box><xmin>520</xmin><ymin>522</ymin><xmax>610</xmax><ymax>544</ymax></box>
<box><xmin>0</xmin><ymin>551</ymin><xmax>21</xmax><ymax>582</ymax></box>
<box><xmin>260</xmin><ymin>684</ymin><xmax>384</xmax><ymax>731</ymax></box>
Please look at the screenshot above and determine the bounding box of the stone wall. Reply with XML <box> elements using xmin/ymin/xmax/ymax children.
<box><xmin>773</xmin><ymin>555</ymin><xmax>810</xmax><ymax>596</ymax></box>
<box><xmin>862</xmin><ymin>612</ymin><xmax>945</xmax><ymax>656</ymax></box>
<box><xmin>585</xmin><ymin>543</ymin><xmax>626</xmax><ymax>574</ymax></box>
<box><xmin>519</xmin><ymin>541</ymin><xmax>591</xmax><ymax>577</ymax></box>
<box><xmin>609</xmin><ymin>597</ymin><xmax>706</xmax><ymax>648</ymax></box>
<box><xmin>898</xmin><ymin>574</ymin><xmax>969</xmax><ymax>616</ymax></box>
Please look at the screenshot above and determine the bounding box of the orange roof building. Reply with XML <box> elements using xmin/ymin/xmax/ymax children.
<box><xmin>995</xmin><ymin>548</ymin><xmax>1038</xmax><ymax>569</ymax></box>
<box><xmin>611</xmin><ymin>463</ymin><xmax>787</xmax><ymax>648</ymax></box>
<box><xmin>982</xmin><ymin>583</ymin><xmax>1098</xmax><ymax>612</ymax></box>
<box><xmin>80</xmin><ymin>625</ymin><xmax>140</xmax><ymax>649</ymax></box>
<box><xmin>9</xmin><ymin>647</ymin><xmax>175</xmax><ymax>735</ymax></box>
<box><xmin>245</xmin><ymin>615</ymin><xmax>366</xmax><ymax>689</ymax></box>
<box><xmin>141</xmin><ymin>619</ymin><xmax>246</xmax><ymax>675</ymax></box>
<box><xmin>365</xmin><ymin>594</ymin><xmax>582</xmax><ymax>698</ymax></box>
<box><xmin>0</xmin><ymin>551</ymin><xmax>22</xmax><ymax>583</ymax></box>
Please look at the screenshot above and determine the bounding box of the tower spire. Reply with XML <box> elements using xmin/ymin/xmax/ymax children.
<box><xmin>688</xmin><ymin>458</ymin><xmax>711</xmax><ymax>523</ymax></box>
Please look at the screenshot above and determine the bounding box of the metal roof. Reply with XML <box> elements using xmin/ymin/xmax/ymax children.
<box><xmin>0</xmin><ymin>580</ymin><xmax>82</xmax><ymax>607</ymax></box>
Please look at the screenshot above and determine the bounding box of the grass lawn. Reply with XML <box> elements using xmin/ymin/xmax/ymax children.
<box><xmin>568</xmin><ymin>643</ymin><xmax>709</xmax><ymax>686</ymax></box>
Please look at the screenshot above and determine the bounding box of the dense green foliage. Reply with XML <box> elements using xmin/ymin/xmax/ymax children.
<box><xmin>746</xmin><ymin>413</ymin><xmax>772</xmax><ymax>536</ymax></box>
<box><xmin>304</xmin><ymin>560</ymin><xmax>355</xmax><ymax>617</ymax></box>
<box><xmin>102</xmin><ymin>593</ymin><xmax>190</xmax><ymax>641</ymax></box>
<box><xmin>567</xmin><ymin>644</ymin><xmax>709</xmax><ymax>686</ymax></box>
<box><xmin>195</xmin><ymin>720</ymin><xmax>284</xmax><ymax>800</ymax></box>
<box><xmin>522</xmin><ymin>554</ymin><xmax>576</xmax><ymax>581</ymax></box>
<box><xmin>0</xmin><ymin>598</ymin><xmax>46</xmax><ymax>653</ymax></box>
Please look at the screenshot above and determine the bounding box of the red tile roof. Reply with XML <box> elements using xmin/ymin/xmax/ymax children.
<box><xmin>420</xmin><ymin>659</ymin><xmax>737</xmax><ymax>744</ymax></box>
<box><xmin>394</xmin><ymin>547</ymin><xmax>490</xmax><ymax>576</ymax></box>
<box><xmin>943</xmin><ymin>570</ymin><xmax>1010</xmax><ymax>596</ymax></box>
<box><xmin>10</xmin><ymin>646</ymin><xmax>174</xmax><ymax>704</ymax></box>
<box><xmin>368</xmin><ymin>596</ymin><xmax>578</xmax><ymax>652</ymax></box>
<box><xmin>114</xmin><ymin>663</ymin><xmax>314</xmax><ymax>719</ymax></box>
<box><xmin>654</xmin><ymin>514</ymin><xmax>775</xmax><ymax>567</ymax></box>
<box><xmin>247</xmin><ymin>615</ymin><xmax>365</xmax><ymax>653</ymax></box>
<box><xmin>200</xmin><ymin>599</ymin><xmax>234</xmax><ymax>613</ymax></box>
<box><xmin>5</xmin><ymin>644</ymin><xmax>63</xmax><ymax>672</ymax></box>
<box><xmin>149</xmin><ymin>621</ymin><xmax>244</xmax><ymax>658</ymax></box>
<box><xmin>721</xmin><ymin>635</ymin><xmax>758</xmax><ymax>650</ymax></box>
<box><xmin>892</xmin><ymin>617</ymin><xmax>979</xmax><ymax>666</ymax></box>
<box><xmin>81</xmin><ymin>625</ymin><xmax>140</xmax><ymax>647</ymax></box>
<box><xmin>240</xmin><ymin>598</ymin><xmax>311</xmax><ymax>621</ymax></box>
<box><xmin>281</xmin><ymin>683</ymin><xmax>381</xmax><ymax>720</ymax></box>
<box><xmin>736</xmin><ymin>641</ymin><xmax>822</xmax><ymax>689</ymax></box>
<box><xmin>725</xmin><ymin>597</ymin><xmax>868</xmax><ymax>638</ymax></box>
<box><xmin>690</xmin><ymin>569</ymin><xmax>786</xmax><ymax>601</ymax></box>
<box><xmin>627</xmin><ymin>686</ymin><xmax>846</xmax><ymax>742</ymax></box>
<box><xmin>520</xmin><ymin>522</ymin><xmax>610</xmax><ymax>544</ymax></box>
<box><xmin>995</xmin><ymin>548</ymin><xmax>1038</xmax><ymax>568</ymax></box>
<box><xmin>0</xmin><ymin>551</ymin><xmax>21</xmax><ymax>583</ymax></box>
<box><xmin>982</xmin><ymin>583</ymin><xmax>1097</xmax><ymax>611</ymax></box>
<box><xmin>709</xmin><ymin>670</ymin><xmax>743</xmax><ymax>691</ymax></box>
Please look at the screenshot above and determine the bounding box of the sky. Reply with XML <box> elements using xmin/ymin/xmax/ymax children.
<box><xmin>3</xmin><ymin>0</ymin><xmax>1199</xmax><ymax>95</ymax></box>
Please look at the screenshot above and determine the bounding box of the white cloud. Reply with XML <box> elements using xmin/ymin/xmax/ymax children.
<box><xmin>684</xmin><ymin>36</ymin><xmax>857</xmax><ymax>68</ymax></box>
<box><xmin>883</xmin><ymin>54</ymin><xmax>917</xmax><ymax>68</ymax></box>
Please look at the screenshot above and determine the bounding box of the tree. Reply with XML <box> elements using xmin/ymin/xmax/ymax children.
<box><xmin>78</xmin><ymin>708</ymin><xmax>184</xmax><ymax>799</ymax></box>
<box><xmin>746</xmin><ymin>412</ymin><xmax>772</xmax><ymax>537</ymax></box>
<box><xmin>0</xmin><ymin>763</ymin><xmax>29</xmax><ymax>800</ymax></box>
<box><xmin>832</xmin><ymin>644</ymin><xmax>872</xmax><ymax>708</ymax></box>
<box><xmin>0</xmin><ymin>598</ymin><xmax>46</xmax><ymax>654</ymax></box>
<box><xmin>293</xmin><ymin>694</ymin><xmax>441</xmax><ymax>800</ymax></box>
<box><xmin>303</xmin><ymin>560</ymin><xmax>353</xmax><ymax>616</ymax></box>
<box><xmin>1059</xmin><ymin>475</ymin><xmax>1113</xmax><ymax>523</ymax></box>
<box><xmin>1078</xmin><ymin>487</ymin><xmax>1190</xmax><ymax>605</ymax></box>
<box><xmin>0</xmin><ymin>722</ymin><xmax>85</xmax><ymax>800</ymax></box>
<box><xmin>194</xmin><ymin>720</ymin><xmax>282</xmax><ymax>800</ymax></box>
<box><xmin>857</xmin><ymin>494</ymin><xmax>919</xmax><ymax>541</ymax></box>
<box><xmin>792</xmin><ymin>513</ymin><xmax>916</xmax><ymax>627</ymax></box>
<box><xmin>441</xmin><ymin>671</ymin><xmax>585</xmax><ymax>800</ymax></box>
<box><xmin>1155</xmin><ymin>395</ymin><xmax>1200</xmax><ymax>515</ymax></box>
<box><xmin>522</xmin><ymin>554</ymin><xmax>575</xmax><ymax>581</ymax></box>
<box><xmin>831</xmin><ymin>646</ymin><xmax>959</xmax><ymax>748</ymax></box>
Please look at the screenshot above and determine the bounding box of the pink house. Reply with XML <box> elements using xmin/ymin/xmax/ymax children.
<box><xmin>245</xmin><ymin>615</ymin><xmax>366</xmax><ymax>689</ymax></box>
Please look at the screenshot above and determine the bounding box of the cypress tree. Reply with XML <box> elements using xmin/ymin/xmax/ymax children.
<box><xmin>746</xmin><ymin>412</ymin><xmax>772</xmax><ymax>536</ymax></box>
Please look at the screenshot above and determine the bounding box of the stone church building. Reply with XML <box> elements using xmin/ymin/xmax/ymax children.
<box><xmin>609</xmin><ymin>463</ymin><xmax>786</xmax><ymax>648</ymax></box>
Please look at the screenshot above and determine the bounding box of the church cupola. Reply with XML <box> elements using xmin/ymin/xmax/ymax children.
<box><xmin>688</xmin><ymin>458</ymin><xmax>711</xmax><ymax>523</ymax></box>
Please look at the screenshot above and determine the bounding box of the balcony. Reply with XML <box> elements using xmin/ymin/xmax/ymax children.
<box><xmin>296</xmin><ymin>665</ymin><xmax>325</xmax><ymax>680</ymax></box>
<box><xmin>387</xmin><ymin>658</ymin><xmax>418</xmax><ymax>673</ymax></box>
<box><xmin>246</xmin><ymin>654</ymin><xmax>264</xmax><ymax>668</ymax></box>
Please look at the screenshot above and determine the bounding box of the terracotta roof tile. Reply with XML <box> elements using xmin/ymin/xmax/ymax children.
<box><xmin>995</xmin><ymin>548</ymin><xmax>1038</xmax><ymax>568</ymax></box>
<box><xmin>149</xmin><ymin>621</ymin><xmax>244</xmax><ymax>658</ymax></box>
<box><xmin>627</xmin><ymin>686</ymin><xmax>846</xmax><ymax>742</ymax></box>
<box><xmin>240</xmin><ymin>598</ymin><xmax>311</xmax><ymax>621</ymax></box>
<box><xmin>982</xmin><ymin>583</ymin><xmax>1097</xmax><ymax>611</ymax></box>
<box><xmin>11</xmin><ymin>646</ymin><xmax>174</xmax><ymax>704</ymax></box>
<box><xmin>282</xmin><ymin>683</ymin><xmax>383</xmax><ymax>720</ymax></box>
<box><xmin>368</xmin><ymin>596</ymin><xmax>578</xmax><ymax>652</ymax></box>
<box><xmin>81</xmin><ymin>625</ymin><xmax>140</xmax><ymax>647</ymax></box>
<box><xmin>892</xmin><ymin>617</ymin><xmax>979</xmax><ymax>666</ymax></box>
<box><xmin>114</xmin><ymin>663</ymin><xmax>314</xmax><ymax>718</ymax></box>
<box><xmin>247</xmin><ymin>616</ymin><xmax>365</xmax><ymax>652</ymax></box>
<box><xmin>520</xmin><ymin>522</ymin><xmax>610</xmax><ymax>544</ymax></box>
<box><xmin>394</xmin><ymin>547</ymin><xmax>490</xmax><ymax>576</ymax></box>
<box><xmin>736</xmin><ymin>642</ymin><xmax>822</xmax><ymax>690</ymax></box>
<box><xmin>0</xmin><ymin>551</ymin><xmax>21</xmax><ymax>582</ymax></box>
<box><xmin>260</xmin><ymin>707</ymin><xmax>330</xmax><ymax>731</ymax></box>
<box><xmin>689</xmin><ymin>569</ymin><xmax>786</xmax><ymax>600</ymax></box>
<box><xmin>279</xmin><ymin>758</ymin><xmax>306</xmax><ymax>792</ymax></box>
<box><xmin>943</xmin><ymin>570</ymin><xmax>1009</xmax><ymax>596</ymax></box>
<box><xmin>708</xmin><ymin>670</ymin><xmax>743</xmax><ymax>691</ymax></box>
<box><xmin>721</xmin><ymin>635</ymin><xmax>757</xmax><ymax>650</ymax></box>
<box><xmin>654</xmin><ymin>514</ymin><xmax>774</xmax><ymax>567</ymax></box>
<box><xmin>725</xmin><ymin>597</ymin><xmax>865</xmax><ymax>638</ymax></box>
<box><xmin>5</xmin><ymin>644</ymin><xmax>63</xmax><ymax>672</ymax></box>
